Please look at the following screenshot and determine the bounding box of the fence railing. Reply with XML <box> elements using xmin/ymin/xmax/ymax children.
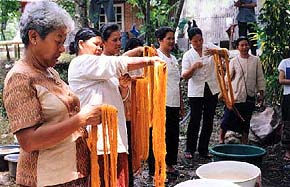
<box><xmin>0</xmin><ymin>40</ymin><xmax>22</xmax><ymax>60</ymax></box>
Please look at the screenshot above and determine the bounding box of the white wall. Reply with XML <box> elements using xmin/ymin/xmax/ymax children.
<box><xmin>178</xmin><ymin>0</ymin><xmax>264</xmax><ymax>44</ymax></box>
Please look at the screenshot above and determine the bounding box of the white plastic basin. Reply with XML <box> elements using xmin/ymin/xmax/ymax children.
<box><xmin>196</xmin><ymin>161</ymin><xmax>261</xmax><ymax>187</ymax></box>
<box><xmin>175</xmin><ymin>179</ymin><xmax>239</xmax><ymax>187</ymax></box>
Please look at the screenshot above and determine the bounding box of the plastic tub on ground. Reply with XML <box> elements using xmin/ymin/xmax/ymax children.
<box><xmin>209</xmin><ymin>144</ymin><xmax>266</xmax><ymax>167</ymax></box>
<box><xmin>196</xmin><ymin>161</ymin><xmax>261</xmax><ymax>187</ymax></box>
<box><xmin>0</xmin><ymin>145</ymin><xmax>20</xmax><ymax>171</ymax></box>
<box><xmin>175</xmin><ymin>179</ymin><xmax>239</xmax><ymax>187</ymax></box>
<box><xmin>4</xmin><ymin>153</ymin><xmax>19</xmax><ymax>178</ymax></box>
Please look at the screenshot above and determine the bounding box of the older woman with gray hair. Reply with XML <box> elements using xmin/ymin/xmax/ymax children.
<box><xmin>3</xmin><ymin>1</ymin><xmax>102</xmax><ymax>186</ymax></box>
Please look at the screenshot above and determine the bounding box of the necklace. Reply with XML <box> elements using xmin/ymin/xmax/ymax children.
<box><xmin>19</xmin><ymin>59</ymin><xmax>61</xmax><ymax>85</ymax></box>
<box><xmin>46</xmin><ymin>68</ymin><xmax>62</xmax><ymax>85</ymax></box>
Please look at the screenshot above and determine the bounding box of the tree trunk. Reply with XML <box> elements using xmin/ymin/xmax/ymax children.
<box><xmin>1</xmin><ymin>28</ymin><xmax>10</xmax><ymax>61</ymax></box>
<box><xmin>173</xmin><ymin>0</ymin><xmax>185</xmax><ymax>30</ymax></box>
<box><xmin>74</xmin><ymin>0</ymin><xmax>89</xmax><ymax>28</ymax></box>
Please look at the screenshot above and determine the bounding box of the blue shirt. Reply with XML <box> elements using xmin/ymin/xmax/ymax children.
<box><xmin>236</xmin><ymin>0</ymin><xmax>257</xmax><ymax>22</ymax></box>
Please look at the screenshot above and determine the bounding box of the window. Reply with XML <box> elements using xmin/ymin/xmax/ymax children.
<box><xmin>99</xmin><ymin>4</ymin><xmax>124</xmax><ymax>31</ymax></box>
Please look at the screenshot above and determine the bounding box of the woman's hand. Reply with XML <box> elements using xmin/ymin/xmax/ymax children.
<box><xmin>123</xmin><ymin>46</ymin><xmax>144</xmax><ymax>57</ymax></box>
<box><xmin>146</xmin><ymin>56</ymin><xmax>164</xmax><ymax>66</ymax></box>
<box><xmin>79</xmin><ymin>105</ymin><xmax>102</xmax><ymax>126</ymax></box>
<box><xmin>119</xmin><ymin>73</ymin><xmax>132</xmax><ymax>88</ymax></box>
<box><xmin>192</xmin><ymin>61</ymin><xmax>203</xmax><ymax>70</ymax></box>
<box><xmin>204</xmin><ymin>48</ymin><xmax>216</xmax><ymax>56</ymax></box>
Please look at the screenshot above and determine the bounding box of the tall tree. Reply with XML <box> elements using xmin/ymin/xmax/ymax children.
<box><xmin>74</xmin><ymin>0</ymin><xmax>89</xmax><ymax>28</ymax></box>
<box><xmin>257</xmin><ymin>0</ymin><xmax>290</xmax><ymax>104</ymax></box>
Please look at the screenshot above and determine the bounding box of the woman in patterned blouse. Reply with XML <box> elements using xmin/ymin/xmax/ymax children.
<box><xmin>3</xmin><ymin>1</ymin><xmax>103</xmax><ymax>186</ymax></box>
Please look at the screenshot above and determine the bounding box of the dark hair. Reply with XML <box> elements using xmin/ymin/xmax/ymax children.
<box><xmin>91</xmin><ymin>28</ymin><xmax>102</xmax><ymax>37</ymax></box>
<box><xmin>236</xmin><ymin>36</ymin><xmax>250</xmax><ymax>47</ymax></box>
<box><xmin>187</xmin><ymin>19</ymin><xmax>198</xmax><ymax>33</ymax></box>
<box><xmin>100</xmin><ymin>23</ymin><xmax>119</xmax><ymax>41</ymax></box>
<box><xmin>69</xmin><ymin>28</ymin><xmax>98</xmax><ymax>55</ymax></box>
<box><xmin>155</xmin><ymin>27</ymin><xmax>174</xmax><ymax>41</ymax></box>
<box><xmin>124</xmin><ymin>38</ymin><xmax>144</xmax><ymax>52</ymax></box>
<box><xmin>191</xmin><ymin>19</ymin><xmax>198</xmax><ymax>28</ymax></box>
<box><xmin>187</xmin><ymin>27</ymin><xmax>202</xmax><ymax>40</ymax></box>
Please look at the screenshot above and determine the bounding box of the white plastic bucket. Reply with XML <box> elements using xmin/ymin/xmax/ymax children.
<box><xmin>196</xmin><ymin>161</ymin><xmax>261</xmax><ymax>187</ymax></box>
<box><xmin>175</xmin><ymin>179</ymin><xmax>239</xmax><ymax>187</ymax></box>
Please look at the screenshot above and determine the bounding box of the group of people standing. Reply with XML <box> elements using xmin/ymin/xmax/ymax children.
<box><xmin>3</xmin><ymin>1</ymin><xmax>160</xmax><ymax>186</ymax></box>
<box><xmin>6</xmin><ymin>1</ymin><xmax>290</xmax><ymax>187</ymax></box>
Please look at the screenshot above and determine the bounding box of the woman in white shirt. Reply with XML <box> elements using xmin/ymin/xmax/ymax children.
<box><xmin>278</xmin><ymin>57</ymin><xmax>290</xmax><ymax>161</ymax></box>
<box><xmin>181</xmin><ymin>27</ymin><xmax>220</xmax><ymax>159</ymax></box>
<box><xmin>68</xmin><ymin>28</ymin><xmax>160</xmax><ymax>186</ymax></box>
<box><xmin>148</xmin><ymin>27</ymin><xmax>183</xmax><ymax>177</ymax></box>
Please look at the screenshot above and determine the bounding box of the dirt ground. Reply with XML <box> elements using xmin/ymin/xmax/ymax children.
<box><xmin>133</xmin><ymin>104</ymin><xmax>290</xmax><ymax>187</ymax></box>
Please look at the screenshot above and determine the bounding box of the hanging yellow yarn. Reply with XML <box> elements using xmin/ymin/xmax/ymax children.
<box><xmin>87</xmin><ymin>105</ymin><xmax>118</xmax><ymax>187</ymax></box>
<box><xmin>130</xmin><ymin>46</ymin><xmax>167</xmax><ymax>187</ymax></box>
<box><xmin>152</xmin><ymin>62</ymin><xmax>167</xmax><ymax>187</ymax></box>
<box><xmin>143</xmin><ymin>46</ymin><xmax>157</xmax><ymax>127</ymax></box>
<box><xmin>212</xmin><ymin>48</ymin><xmax>234</xmax><ymax>109</ymax></box>
<box><xmin>131</xmin><ymin>78</ymin><xmax>150</xmax><ymax>172</ymax></box>
<box><xmin>87</xmin><ymin>124</ymin><xmax>100</xmax><ymax>187</ymax></box>
<box><xmin>131</xmin><ymin>46</ymin><xmax>158</xmax><ymax>172</ymax></box>
<box><xmin>101</xmin><ymin>105</ymin><xmax>118</xmax><ymax>187</ymax></box>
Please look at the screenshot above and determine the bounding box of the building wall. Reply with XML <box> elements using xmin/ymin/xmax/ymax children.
<box><xmin>123</xmin><ymin>3</ymin><xmax>143</xmax><ymax>36</ymax></box>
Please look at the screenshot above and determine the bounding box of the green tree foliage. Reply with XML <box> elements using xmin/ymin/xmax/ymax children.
<box><xmin>0</xmin><ymin>0</ymin><xmax>20</xmax><ymax>61</ymax></box>
<box><xmin>127</xmin><ymin>0</ymin><xmax>183</xmax><ymax>44</ymax></box>
<box><xmin>56</xmin><ymin>0</ymin><xmax>75</xmax><ymax>17</ymax></box>
<box><xmin>0</xmin><ymin>0</ymin><xmax>20</xmax><ymax>28</ymax></box>
<box><xmin>257</xmin><ymin>0</ymin><xmax>290</xmax><ymax>104</ymax></box>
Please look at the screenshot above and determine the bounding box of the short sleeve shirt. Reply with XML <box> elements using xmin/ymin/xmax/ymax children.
<box><xmin>157</xmin><ymin>49</ymin><xmax>180</xmax><ymax>107</ymax></box>
<box><xmin>181</xmin><ymin>43</ymin><xmax>220</xmax><ymax>97</ymax></box>
<box><xmin>278</xmin><ymin>58</ymin><xmax>290</xmax><ymax>95</ymax></box>
<box><xmin>3</xmin><ymin>61</ymin><xmax>89</xmax><ymax>186</ymax></box>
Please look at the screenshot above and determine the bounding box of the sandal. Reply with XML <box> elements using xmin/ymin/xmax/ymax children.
<box><xmin>184</xmin><ymin>152</ymin><xmax>193</xmax><ymax>159</ymax></box>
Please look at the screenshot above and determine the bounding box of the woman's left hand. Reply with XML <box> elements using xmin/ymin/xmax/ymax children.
<box><xmin>204</xmin><ymin>48</ymin><xmax>215</xmax><ymax>56</ymax></box>
<box><xmin>147</xmin><ymin>56</ymin><xmax>164</xmax><ymax>65</ymax></box>
<box><xmin>119</xmin><ymin>73</ymin><xmax>132</xmax><ymax>88</ymax></box>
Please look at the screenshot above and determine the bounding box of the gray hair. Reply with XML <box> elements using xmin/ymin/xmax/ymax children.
<box><xmin>20</xmin><ymin>1</ymin><xmax>74</xmax><ymax>47</ymax></box>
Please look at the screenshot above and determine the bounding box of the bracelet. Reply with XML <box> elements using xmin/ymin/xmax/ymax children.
<box><xmin>122</xmin><ymin>87</ymin><xmax>131</xmax><ymax>102</ymax></box>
